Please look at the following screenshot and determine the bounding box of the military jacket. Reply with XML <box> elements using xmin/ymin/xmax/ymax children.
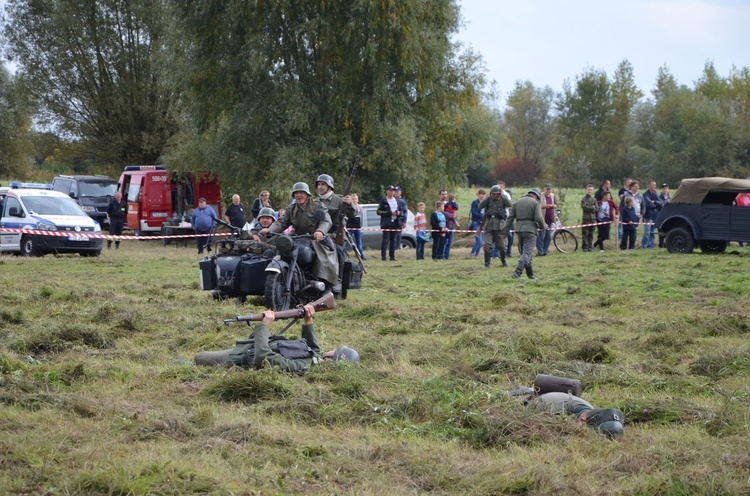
<box><xmin>319</xmin><ymin>193</ymin><xmax>355</xmax><ymax>231</ymax></box>
<box><xmin>580</xmin><ymin>194</ymin><xmax>598</xmax><ymax>222</ymax></box>
<box><xmin>505</xmin><ymin>195</ymin><xmax>545</xmax><ymax>234</ymax></box>
<box><xmin>478</xmin><ymin>194</ymin><xmax>512</xmax><ymax>230</ymax></box>
<box><xmin>269</xmin><ymin>199</ymin><xmax>332</xmax><ymax>235</ymax></box>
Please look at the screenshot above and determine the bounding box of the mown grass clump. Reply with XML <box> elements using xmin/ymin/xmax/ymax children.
<box><xmin>203</xmin><ymin>367</ymin><xmax>294</xmax><ymax>403</ymax></box>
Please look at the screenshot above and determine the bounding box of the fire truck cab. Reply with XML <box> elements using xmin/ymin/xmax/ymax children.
<box><xmin>118</xmin><ymin>166</ymin><xmax>222</xmax><ymax>235</ymax></box>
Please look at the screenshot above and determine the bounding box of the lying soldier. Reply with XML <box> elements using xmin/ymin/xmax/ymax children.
<box><xmin>195</xmin><ymin>304</ymin><xmax>359</xmax><ymax>374</ymax></box>
<box><xmin>509</xmin><ymin>376</ymin><xmax>624</xmax><ymax>438</ymax></box>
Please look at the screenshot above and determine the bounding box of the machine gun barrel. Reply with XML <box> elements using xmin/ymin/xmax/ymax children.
<box><xmin>223</xmin><ymin>292</ymin><xmax>335</xmax><ymax>325</ymax></box>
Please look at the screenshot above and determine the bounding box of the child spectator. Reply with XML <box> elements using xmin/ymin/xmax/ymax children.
<box><xmin>594</xmin><ymin>191</ymin><xmax>618</xmax><ymax>251</ymax></box>
<box><xmin>414</xmin><ymin>202</ymin><xmax>429</xmax><ymax>260</ymax></box>
<box><xmin>431</xmin><ymin>201</ymin><xmax>448</xmax><ymax>260</ymax></box>
<box><xmin>620</xmin><ymin>196</ymin><xmax>638</xmax><ymax>250</ymax></box>
<box><xmin>442</xmin><ymin>193</ymin><xmax>459</xmax><ymax>259</ymax></box>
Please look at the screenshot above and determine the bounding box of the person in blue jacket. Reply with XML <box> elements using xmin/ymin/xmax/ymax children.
<box><xmin>191</xmin><ymin>197</ymin><xmax>218</xmax><ymax>254</ymax></box>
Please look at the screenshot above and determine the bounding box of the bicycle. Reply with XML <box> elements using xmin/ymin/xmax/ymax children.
<box><xmin>516</xmin><ymin>209</ymin><xmax>578</xmax><ymax>254</ymax></box>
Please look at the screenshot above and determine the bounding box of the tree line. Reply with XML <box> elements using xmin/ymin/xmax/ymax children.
<box><xmin>1</xmin><ymin>0</ymin><xmax>748</xmax><ymax>203</ymax></box>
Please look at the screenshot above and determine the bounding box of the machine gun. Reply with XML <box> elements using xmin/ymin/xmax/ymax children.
<box><xmin>223</xmin><ymin>292</ymin><xmax>335</xmax><ymax>325</ymax></box>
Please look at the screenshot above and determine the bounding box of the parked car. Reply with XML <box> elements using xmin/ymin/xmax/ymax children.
<box><xmin>0</xmin><ymin>183</ymin><xmax>103</xmax><ymax>256</ymax></box>
<box><xmin>655</xmin><ymin>177</ymin><xmax>750</xmax><ymax>254</ymax></box>
<box><xmin>358</xmin><ymin>203</ymin><xmax>416</xmax><ymax>250</ymax></box>
<box><xmin>52</xmin><ymin>174</ymin><xmax>119</xmax><ymax>229</ymax></box>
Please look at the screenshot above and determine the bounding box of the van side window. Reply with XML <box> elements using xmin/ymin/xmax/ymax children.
<box><xmin>4</xmin><ymin>197</ymin><xmax>23</xmax><ymax>217</ymax></box>
<box><xmin>127</xmin><ymin>181</ymin><xmax>141</xmax><ymax>203</ymax></box>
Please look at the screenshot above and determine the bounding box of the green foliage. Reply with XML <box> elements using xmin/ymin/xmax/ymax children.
<box><xmin>166</xmin><ymin>0</ymin><xmax>491</xmax><ymax>202</ymax></box>
<box><xmin>0</xmin><ymin>65</ymin><xmax>32</xmax><ymax>178</ymax></box>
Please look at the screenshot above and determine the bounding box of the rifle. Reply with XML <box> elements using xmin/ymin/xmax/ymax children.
<box><xmin>334</xmin><ymin>158</ymin><xmax>359</xmax><ymax>246</ymax></box>
<box><xmin>222</xmin><ymin>292</ymin><xmax>335</xmax><ymax>325</ymax></box>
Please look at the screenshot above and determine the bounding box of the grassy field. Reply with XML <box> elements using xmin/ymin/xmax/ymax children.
<box><xmin>1</xmin><ymin>207</ymin><xmax>750</xmax><ymax>495</ymax></box>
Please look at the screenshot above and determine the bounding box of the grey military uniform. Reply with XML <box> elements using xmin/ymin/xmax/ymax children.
<box><xmin>505</xmin><ymin>194</ymin><xmax>545</xmax><ymax>279</ymax></box>
<box><xmin>319</xmin><ymin>193</ymin><xmax>355</xmax><ymax>232</ymax></box>
<box><xmin>479</xmin><ymin>194</ymin><xmax>513</xmax><ymax>267</ymax></box>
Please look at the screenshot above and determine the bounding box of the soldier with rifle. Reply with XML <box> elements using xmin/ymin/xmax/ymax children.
<box><xmin>316</xmin><ymin>174</ymin><xmax>355</xmax><ymax>233</ymax></box>
<box><xmin>194</xmin><ymin>293</ymin><xmax>359</xmax><ymax>374</ymax></box>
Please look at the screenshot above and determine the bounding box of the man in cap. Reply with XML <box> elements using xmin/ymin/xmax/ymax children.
<box><xmin>315</xmin><ymin>174</ymin><xmax>355</xmax><ymax>234</ymax></box>
<box><xmin>376</xmin><ymin>185</ymin><xmax>401</xmax><ymax>261</ymax></box>
<box><xmin>504</xmin><ymin>189</ymin><xmax>545</xmax><ymax>279</ymax></box>
<box><xmin>194</xmin><ymin>303</ymin><xmax>359</xmax><ymax>374</ymax></box>
<box><xmin>477</xmin><ymin>185</ymin><xmax>512</xmax><ymax>268</ymax></box>
<box><xmin>191</xmin><ymin>197</ymin><xmax>218</xmax><ymax>254</ymax></box>
<box><xmin>261</xmin><ymin>182</ymin><xmax>339</xmax><ymax>288</ymax></box>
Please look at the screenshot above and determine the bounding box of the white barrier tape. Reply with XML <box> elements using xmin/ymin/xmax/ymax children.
<box><xmin>0</xmin><ymin>228</ymin><xmax>232</xmax><ymax>241</ymax></box>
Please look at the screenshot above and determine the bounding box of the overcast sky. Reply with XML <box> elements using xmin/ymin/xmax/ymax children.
<box><xmin>455</xmin><ymin>0</ymin><xmax>750</xmax><ymax>103</ymax></box>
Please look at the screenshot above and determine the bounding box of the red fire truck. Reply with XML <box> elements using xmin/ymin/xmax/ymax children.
<box><xmin>118</xmin><ymin>166</ymin><xmax>222</xmax><ymax>235</ymax></box>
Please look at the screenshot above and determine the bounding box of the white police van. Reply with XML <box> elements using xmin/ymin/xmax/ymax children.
<box><xmin>0</xmin><ymin>183</ymin><xmax>103</xmax><ymax>257</ymax></box>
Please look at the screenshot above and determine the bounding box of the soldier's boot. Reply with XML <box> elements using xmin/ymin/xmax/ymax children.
<box><xmin>512</xmin><ymin>261</ymin><xmax>524</xmax><ymax>279</ymax></box>
<box><xmin>500</xmin><ymin>254</ymin><xmax>508</xmax><ymax>267</ymax></box>
<box><xmin>484</xmin><ymin>252</ymin><xmax>491</xmax><ymax>268</ymax></box>
<box><xmin>525</xmin><ymin>264</ymin><xmax>536</xmax><ymax>280</ymax></box>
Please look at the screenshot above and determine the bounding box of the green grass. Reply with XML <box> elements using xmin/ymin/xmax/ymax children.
<box><xmin>1</xmin><ymin>206</ymin><xmax>750</xmax><ymax>495</ymax></box>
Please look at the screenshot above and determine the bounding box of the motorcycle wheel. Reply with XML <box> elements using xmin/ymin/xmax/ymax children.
<box><xmin>264</xmin><ymin>266</ymin><xmax>302</xmax><ymax>311</ymax></box>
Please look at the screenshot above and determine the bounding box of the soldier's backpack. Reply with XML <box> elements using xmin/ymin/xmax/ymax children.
<box><xmin>226</xmin><ymin>334</ymin><xmax>314</xmax><ymax>368</ymax></box>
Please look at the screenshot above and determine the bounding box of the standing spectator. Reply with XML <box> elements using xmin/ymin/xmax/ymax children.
<box><xmin>377</xmin><ymin>185</ymin><xmax>401</xmax><ymax>261</ymax></box>
<box><xmin>192</xmin><ymin>197</ymin><xmax>218</xmax><ymax>254</ymax></box>
<box><xmin>430</xmin><ymin>200</ymin><xmax>448</xmax><ymax>260</ymax></box>
<box><xmin>620</xmin><ymin>181</ymin><xmax>645</xmax><ymax>246</ymax></box>
<box><xmin>393</xmin><ymin>186</ymin><xmax>408</xmax><ymax>249</ymax></box>
<box><xmin>536</xmin><ymin>184</ymin><xmax>557</xmax><ymax>256</ymax></box>
<box><xmin>490</xmin><ymin>181</ymin><xmax>513</xmax><ymax>258</ymax></box>
<box><xmin>442</xmin><ymin>192</ymin><xmax>459</xmax><ymax>259</ymax></box>
<box><xmin>620</xmin><ymin>197</ymin><xmax>638</xmax><ymax>250</ymax></box>
<box><xmin>346</xmin><ymin>193</ymin><xmax>365</xmax><ymax>260</ymax></box>
<box><xmin>469</xmin><ymin>189</ymin><xmax>486</xmax><ymax>258</ymax></box>
<box><xmin>505</xmin><ymin>189</ymin><xmax>545</xmax><ymax>279</ymax></box>
<box><xmin>106</xmin><ymin>191</ymin><xmax>127</xmax><ymax>250</ymax></box>
<box><xmin>251</xmin><ymin>190</ymin><xmax>272</xmax><ymax>220</ymax></box>
<box><xmin>595</xmin><ymin>179</ymin><xmax>612</xmax><ymax>201</ymax></box>
<box><xmin>505</xmin><ymin>190</ymin><xmax>515</xmax><ymax>258</ymax></box>
<box><xmin>641</xmin><ymin>181</ymin><xmax>662</xmax><ymax>249</ymax></box>
<box><xmin>414</xmin><ymin>202</ymin><xmax>429</xmax><ymax>260</ymax></box>
<box><xmin>617</xmin><ymin>178</ymin><xmax>632</xmax><ymax>239</ymax></box>
<box><xmin>580</xmin><ymin>184</ymin><xmax>599</xmax><ymax>252</ymax></box>
<box><xmin>478</xmin><ymin>185</ymin><xmax>512</xmax><ymax>268</ymax></box>
<box><xmin>657</xmin><ymin>183</ymin><xmax>672</xmax><ymax>247</ymax></box>
<box><xmin>223</xmin><ymin>194</ymin><xmax>246</xmax><ymax>228</ymax></box>
<box><xmin>594</xmin><ymin>191</ymin><xmax>618</xmax><ymax>251</ymax></box>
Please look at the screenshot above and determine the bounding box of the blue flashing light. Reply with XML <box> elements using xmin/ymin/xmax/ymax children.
<box><xmin>123</xmin><ymin>165</ymin><xmax>167</xmax><ymax>171</ymax></box>
<box><xmin>10</xmin><ymin>182</ymin><xmax>53</xmax><ymax>189</ymax></box>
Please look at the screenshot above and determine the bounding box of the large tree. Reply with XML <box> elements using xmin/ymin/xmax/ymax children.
<box><xmin>0</xmin><ymin>64</ymin><xmax>32</xmax><ymax>178</ymax></box>
<box><xmin>3</xmin><ymin>0</ymin><xmax>177</xmax><ymax>166</ymax></box>
<box><xmin>166</xmin><ymin>0</ymin><xmax>490</xmax><ymax>202</ymax></box>
<box><xmin>502</xmin><ymin>81</ymin><xmax>555</xmax><ymax>171</ymax></box>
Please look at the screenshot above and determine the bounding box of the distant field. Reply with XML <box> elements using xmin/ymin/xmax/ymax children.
<box><xmin>1</xmin><ymin>218</ymin><xmax>749</xmax><ymax>494</ymax></box>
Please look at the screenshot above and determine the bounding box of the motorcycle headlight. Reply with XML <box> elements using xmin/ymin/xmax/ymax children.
<box><xmin>37</xmin><ymin>222</ymin><xmax>58</xmax><ymax>231</ymax></box>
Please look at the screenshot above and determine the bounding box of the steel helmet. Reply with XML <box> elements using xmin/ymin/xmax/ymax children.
<box><xmin>258</xmin><ymin>207</ymin><xmax>275</xmax><ymax>219</ymax></box>
<box><xmin>584</xmin><ymin>408</ymin><xmax>625</xmax><ymax>438</ymax></box>
<box><xmin>316</xmin><ymin>174</ymin><xmax>334</xmax><ymax>189</ymax></box>
<box><xmin>490</xmin><ymin>185</ymin><xmax>502</xmax><ymax>195</ymax></box>
<box><xmin>332</xmin><ymin>345</ymin><xmax>359</xmax><ymax>363</ymax></box>
<box><xmin>528</xmin><ymin>188</ymin><xmax>542</xmax><ymax>199</ymax></box>
<box><xmin>292</xmin><ymin>182</ymin><xmax>311</xmax><ymax>197</ymax></box>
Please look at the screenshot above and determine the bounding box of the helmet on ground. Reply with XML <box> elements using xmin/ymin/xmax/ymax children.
<box><xmin>316</xmin><ymin>174</ymin><xmax>334</xmax><ymax>189</ymax></box>
<box><xmin>333</xmin><ymin>345</ymin><xmax>359</xmax><ymax>363</ymax></box>
<box><xmin>528</xmin><ymin>188</ymin><xmax>542</xmax><ymax>199</ymax></box>
<box><xmin>584</xmin><ymin>408</ymin><xmax>625</xmax><ymax>438</ymax></box>
<box><xmin>258</xmin><ymin>207</ymin><xmax>275</xmax><ymax>219</ymax></box>
<box><xmin>490</xmin><ymin>185</ymin><xmax>502</xmax><ymax>195</ymax></box>
<box><xmin>292</xmin><ymin>182</ymin><xmax>311</xmax><ymax>196</ymax></box>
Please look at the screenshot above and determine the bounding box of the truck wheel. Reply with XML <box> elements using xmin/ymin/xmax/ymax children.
<box><xmin>699</xmin><ymin>240</ymin><xmax>728</xmax><ymax>253</ymax></box>
<box><xmin>665</xmin><ymin>228</ymin><xmax>694</xmax><ymax>254</ymax></box>
<box><xmin>21</xmin><ymin>235</ymin><xmax>42</xmax><ymax>257</ymax></box>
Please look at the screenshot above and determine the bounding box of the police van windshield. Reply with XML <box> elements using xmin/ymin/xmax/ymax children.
<box><xmin>23</xmin><ymin>196</ymin><xmax>87</xmax><ymax>216</ymax></box>
<box><xmin>79</xmin><ymin>181</ymin><xmax>118</xmax><ymax>198</ymax></box>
